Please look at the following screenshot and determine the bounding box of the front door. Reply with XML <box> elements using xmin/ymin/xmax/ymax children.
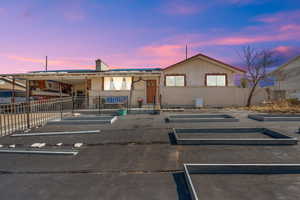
<box><xmin>146</xmin><ymin>80</ymin><xmax>157</xmax><ymax>104</ymax></box>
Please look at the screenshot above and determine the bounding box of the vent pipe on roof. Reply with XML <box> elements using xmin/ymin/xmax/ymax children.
<box><xmin>95</xmin><ymin>59</ymin><xmax>109</xmax><ymax>71</ymax></box>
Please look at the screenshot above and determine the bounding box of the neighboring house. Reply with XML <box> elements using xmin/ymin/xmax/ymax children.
<box><xmin>271</xmin><ymin>55</ymin><xmax>300</xmax><ymax>100</ymax></box>
<box><xmin>1</xmin><ymin>53</ymin><xmax>267</xmax><ymax>107</ymax></box>
<box><xmin>0</xmin><ymin>77</ymin><xmax>70</xmax><ymax>104</ymax></box>
<box><xmin>0</xmin><ymin>77</ymin><xmax>26</xmax><ymax>103</ymax></box>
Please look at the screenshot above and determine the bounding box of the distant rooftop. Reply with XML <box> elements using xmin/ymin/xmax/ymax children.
<box><xmin>30</xmin><ymin>67</ymin><xmax>162</xmax><ymax>73</ymax></box>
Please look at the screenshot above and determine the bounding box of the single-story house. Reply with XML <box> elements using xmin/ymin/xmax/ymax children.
<box><xmin>271</xmin><ymin>55</ymin><xmax>300</xmax><ymax>100</ymax></box>
<box><xmin>1</xmin><ymin>53</ymin><xmax>267</xmax><ymax>107</ymax></box>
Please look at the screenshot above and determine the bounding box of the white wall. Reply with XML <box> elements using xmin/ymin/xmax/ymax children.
<box><xmin>161</xmin><ymin>87</ymin><xmax>267</xmax><ymax>107</ymax></box>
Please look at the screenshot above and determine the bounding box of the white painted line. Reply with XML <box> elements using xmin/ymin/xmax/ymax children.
<box><xmin>31</xmin><ymin>143</ymin><xmax>46</xmax><ymax>148</ymax></box>
<box><xmin>9</xmin><ymin>144</ymin><xmax>16</xmax><ymax>148</ymax></box>
<box><xmin>74</xmin><ymin>143</ymin><xmax>83</xmax><ymax>148</ymax></box>
<box><xmin>185</xmin><ymin>163</ymin><xmax>300</xmax><ymax>166</ymax></box>
<box><xmin>184</xmin><ymin>164</ymin><xmax>199</xmax><ymax>200</ymax></box>
<box><xmin>0</xmin><ymin>149</ymin><xmax>78</xmax><ymax>155</ymax></box>
<box><xmin>0</xmin><ymin>145</ymin><xmax>3</xmax><ymax>148</ymax></box>
<box><xmin>56</xmin><ymin>143</ymin><xmax>63</xmax><ymax>146</ymax></box>
<box><xmin>11</xmin><ymin>130</ymin><xmax>101</xmax><ymax>137</ymax></box>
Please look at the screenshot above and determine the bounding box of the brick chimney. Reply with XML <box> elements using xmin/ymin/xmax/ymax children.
<box><xmin>95</xmin><ymin>59</ymin><xmax>109</xmax><ymax>71</ymax></box>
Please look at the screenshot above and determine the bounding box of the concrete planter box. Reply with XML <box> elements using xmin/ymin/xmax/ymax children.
<box><xmin>173</xmin><ymin>128</ymin><xmax>297</xmax><ymax>145</ymax></box>
<box><xmin>249</xmin><ymin>114</ymin><xmax>300</xmax><ymax>121</ymax></box>
<box><xmin>166</xmin><ymin>114</ymin><xmax>238</xmax><ymax>123</ymax></box>
<box><xmin>184</xmin><ymin>164</ymin><xmax>300</xmax><ymax>200</ymax></box>
<box><xmin>48</xmin><ymin>116</ymin><xmax>117</xmax><ymax>125</ymax></box>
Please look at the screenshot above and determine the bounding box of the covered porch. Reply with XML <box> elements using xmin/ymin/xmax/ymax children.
<box><xmin>1</xmin><ymin>70</ymin><xmax>161</xmax><ymax>109</ymax></box>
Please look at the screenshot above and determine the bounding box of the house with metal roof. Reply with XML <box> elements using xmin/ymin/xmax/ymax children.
<box><xmin>1</xmin><ymin>53</ymin><xmax>267</xmax><ymax>108</ymax></box>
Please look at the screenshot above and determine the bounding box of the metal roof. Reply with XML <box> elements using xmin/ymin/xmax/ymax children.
<box><xmin>29</xmin><ymin>68</ymin><xmax>161</xmax><ymax>74</ymax></box>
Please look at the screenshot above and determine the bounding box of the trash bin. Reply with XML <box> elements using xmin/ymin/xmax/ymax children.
<box><xmin>117</xmin><ymin>109</ymin><xmax>127</xmax><ymax>116</ymax></box>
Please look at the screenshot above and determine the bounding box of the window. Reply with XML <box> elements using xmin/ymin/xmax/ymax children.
<box><xmin>165</xmin><ymin>75</ymin><xmax>185</xmax><ymax>87</ymax></box>
<box><xmin>103</xmin><ymin>77</ymin><xmax>132</xmax><ymax>90</ymax></box>
<box><xmin>206</xmin><ymin>74</ymin><xmax>227</xmax><ymax>86</ymax></box>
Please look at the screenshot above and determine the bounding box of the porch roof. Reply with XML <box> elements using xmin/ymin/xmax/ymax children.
<box><xmin>0</xmin><ymin>70</ymin><xmax>161</xmax><ymax>82</ymax></box>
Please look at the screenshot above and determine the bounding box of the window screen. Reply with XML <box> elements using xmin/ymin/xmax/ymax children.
<box><xmin>206</xmin><ymin>75</ymin><xmax>226</xmax><ymax>86</ymax></box>
<box><xmin>165</xmin><ymin>75</ymin><xmax>185</xmax><ymax>87</ymax></box>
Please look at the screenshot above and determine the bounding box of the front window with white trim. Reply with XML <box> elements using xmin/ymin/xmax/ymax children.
<box><xmin>165</xmin><ymin>75</ymin><xmax>185</xmax><ymax>87</ymax></box>
<box><xmin>206</xmin><ymin>74</ymin><xmax>226</xmax><ymax>86</ymax></box>
<box><xmin>104</xmin><ymin>77</ymin><xmax>132</xmax><ymax>90</ymax></box>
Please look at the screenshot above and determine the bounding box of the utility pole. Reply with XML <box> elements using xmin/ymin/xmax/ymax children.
<box><xmin>185</xmin><ymin>44</ymin><xmax>188</xmax><ymax>60</ymax></box>
<box><xmin>45</xmin><ymin>56</ymin><xmax>48</xmax><ymax>71</ymax></box>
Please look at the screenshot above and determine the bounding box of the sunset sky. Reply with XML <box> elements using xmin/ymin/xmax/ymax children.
<box><xmin>0</xmin><ymin>0</ymin><xmax>300</xmax><ymax>73</ymax></box>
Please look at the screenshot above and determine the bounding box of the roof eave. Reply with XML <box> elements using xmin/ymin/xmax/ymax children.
<box><xmin>163</xmin><ymin>53</ymin><xmax>246</xmax><ymax>74</ymax></box>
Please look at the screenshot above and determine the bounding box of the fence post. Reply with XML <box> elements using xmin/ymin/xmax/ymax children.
<box><xmin>98</xmin><ymin>96</ymin><xmax>101</xmax><ymax>114</ymax></box>
<box><xmin>72</xmin><ymin>95</ymin><xmax>75</xmax><ymax>114</ymax></box>
<box><xmin>59</xmin><ymin>82</ymin><xmax>63</xmax><ymax>120</ymax></box>
<box><xmin>0</xmin><ymin>105</ymin><xmax>3</xmax><ymax>136</ymax></box>
<box><xmin>26</xmin><ymin>80</ymin><xmax>30</xmax><ymax>129</ymax></box>
<box><xmin>153</xmin><ymin>95</ymin><xmax>156</xmax><ymax>112</ymax></box>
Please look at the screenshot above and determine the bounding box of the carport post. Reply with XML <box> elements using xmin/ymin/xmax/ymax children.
<box><xmin>71</xmin><ymin>86</ymin><xmax>74</xmax><ymax>114</ymax></box>
<box><xmin>59</xmin><ymin>81</ymin><xmax>63</xmax><ymax>120</ymax></box>
<box><xmin>98</xmin><ymin>95</ymin><xmax>101</xmax><ymax>114</ymax></box>
<box><xmin>11</xmin><ymin>76</ymin><xmax>15</xmax><ymax>104</ymax></box>
<box><xmin>25</xmin><ymin>79</ymin><xmax>30</xmax><ymax>129</ymax></box>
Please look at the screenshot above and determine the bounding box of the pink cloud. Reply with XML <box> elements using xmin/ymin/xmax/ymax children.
<box><xmin>274</xmin><ymin>46</ymin><xmax>292</xmax><ymax>54</ymax></box>
<box><xmin>138</xmin><ymin>44</ymin><xmax>186</xmax><ymax>66</ymax></box>
<box><xmin>212</xmin><ymin>36</ymin><xmax>269</xmax><ymax>45</ymax></box>
<box><xmin>5</xmin><ymin>55</ymin><xmax>94</xmax><ymax>71</ymax></box>
<box><xmin>140</xmin><ymin>44</ymin><xmax>183</xmax><ymax>57</ymax></box>
<box><xmin>273</xmin><ymin>46</ymin><xmax>300</xmax><ymax>57</ymax></box>
<box><xmin>256</xmin><ymin>10</ymin><xmax>300</xmax><ymax>23</ymax></box>
<box><xmin>279</xmin><ymin>24</ymin><xmax>300</xmax><ymax>31</ymax></box>
<box><xmin>161</xmin><ymin>1</ymin><xmax>202</xmax><ymax>15</ymax></box>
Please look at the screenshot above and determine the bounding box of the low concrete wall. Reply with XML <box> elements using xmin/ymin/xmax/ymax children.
<box><xmin>161</xmin><ymin>87</ymin><xmax>267</xmax><ymax>107</ymax></box>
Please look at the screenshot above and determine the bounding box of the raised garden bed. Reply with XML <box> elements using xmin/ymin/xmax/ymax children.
<box><xmin>184</xmin><ymin>164</ymin><xmax>300</xmax><ymax>200</ymax></box>
<box><xmin>248</xmin><ymin>114</ymin><xmax>300</xmax><ymax>121</ymax></box>
<box><xmin>173</xmin><ymin>128</ymin><xmax>297</xmax><ymax>145</ymax></box>
<box><xmin>48</xmin><ymin>116</ymin><xmax>118</xmax><ymax>125</ymax></box>
<box><xmin>166</xmin><ymin>114</ymin><xmax>238</xmax><ymax>123</ymax></box>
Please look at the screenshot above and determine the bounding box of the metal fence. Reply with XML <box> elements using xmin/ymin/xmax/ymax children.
<box><xmin>73</xmin><ymin>96</ymin><xmax>130</xmax><ymax>110</ymax></box>
<box><xmin>0</xmin><ymin>97</ymin><xmax>73</xmax><ymax>136</ymax></box>
<box><xmin>0</xmin><ymin>95</ymin><xmax>159</xmax><ymax>136</ymax></box>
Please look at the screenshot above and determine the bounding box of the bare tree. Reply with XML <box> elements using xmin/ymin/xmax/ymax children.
<box><xmin>239</xmin><ymin>46</ymin><xmax>277</xmax><ymax>107</ymax></box>
<box><xmin>128</xmin><ymin>77</ymin><xmax>145</xmax><ymax>109</ymax></box>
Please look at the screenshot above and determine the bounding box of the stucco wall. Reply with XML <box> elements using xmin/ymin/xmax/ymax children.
<box><xmin>158</xmin><ymin>56</ymin><xmax>265</xmax><ymax>107</ymax></box>
<box><xmin>161</xmin><ymin>87</ymin><xmax>267</xmax><ymax>107</ymax></box>
<box><xmin>162</xmin><ymin>58</ymin><xmax>236</xmax><ymax>87</ymax></box>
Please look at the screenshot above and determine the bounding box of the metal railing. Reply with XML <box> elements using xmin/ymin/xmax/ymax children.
<box><xmin>0</xmin><ymin>97</ymin><xmax>72</xmax><ymax>136</ymax></box>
